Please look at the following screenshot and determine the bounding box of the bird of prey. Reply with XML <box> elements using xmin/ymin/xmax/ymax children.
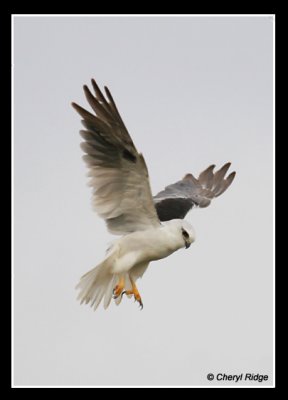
<box><xmin>72</xmin><ymin>80</ymin><xmax>236</xmax><ymax>311</ymax></box>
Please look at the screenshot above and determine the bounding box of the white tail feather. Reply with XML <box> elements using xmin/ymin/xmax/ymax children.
<box><xmin>76</xmin><ymin>257</ymin><xmax>115</xmax><ymax>311</ymax></box>
<box><xmin>104</xmin><ymin>275</ymin><xmax>117</xmax><ymax>309</ymax></box>
<box><xmin>76</xmin><ymin>257</ymin><xmax>149</xmax><ymax>311</ymax></box>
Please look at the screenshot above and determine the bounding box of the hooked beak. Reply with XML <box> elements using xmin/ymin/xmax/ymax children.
<box><xmin>185</xmin><ymin>241</ymin><xmax>191</xmax><ymax>249</ymax></box>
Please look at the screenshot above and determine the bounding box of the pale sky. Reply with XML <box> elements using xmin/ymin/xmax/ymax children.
<box><xmin>14</xmin><ymin>16</ymin><xmax>273</xmax><ymax>387</ymax></box>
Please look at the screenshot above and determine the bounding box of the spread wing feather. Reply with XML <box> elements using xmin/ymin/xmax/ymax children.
<box><xmin>72</xmin><ymin>80</ymin><xmax>160</xmax><ymax>235</ymax></box>
<box><xmin>73</xmin><ymin>79</ymin><xmax>236</xmax><ymax>228</ymax></box>
<box><xmin>154</xmin><ymin>163</ymin><xmax>236</xmax><ymax>221</ymax></box>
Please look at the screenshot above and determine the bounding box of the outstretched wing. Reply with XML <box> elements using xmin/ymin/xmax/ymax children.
<box><xmin>153</xmin><ymin>163</ymin><xmax>236</xmax><ymax>221</ymax></box>
<box><xmin>72</xmin><ymin>80</ymin><xmax>160</xmax><ymax>235</ymax></box>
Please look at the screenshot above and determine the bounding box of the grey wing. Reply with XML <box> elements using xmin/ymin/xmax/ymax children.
<box><xmin>72</xmin><ymin>79</ymin><xmax>160</xmax><ymax>235</ymax></box>
<box><xmin>154</xmin><ymin>163</ymin><xmax>236</xmax><ymax>221</ymax></box>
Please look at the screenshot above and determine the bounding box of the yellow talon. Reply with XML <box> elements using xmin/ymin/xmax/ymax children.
<box><xmin>122</xmin><ymin>279</ymin><xmax>143</xmax><ymax>309</ymax></box>
<box><xmin>113</xmin><ymin>276</ymin><xmax>125</xmax><ymax>299</ymax></box>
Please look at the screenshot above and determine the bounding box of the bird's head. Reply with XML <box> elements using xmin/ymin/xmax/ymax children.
<box><xmin>163</xmin><ymin>219</ymin><xmax>196</xmax><ymax>250</ymax></box>
<box><xmin>180</xmin><ymin>220</ymin><xmax>196</xmax><ymax>249</ymax></box>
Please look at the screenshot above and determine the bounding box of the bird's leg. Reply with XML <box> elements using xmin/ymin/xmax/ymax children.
<box><xmin>113</xmin><ymin>275</ymin><xmax>125</xmax><ymax>299</ymax></box>
<box><xmin>123</xmin><ymin>277</ymin><xmax>143</xmax><ymax>309</ymax></box>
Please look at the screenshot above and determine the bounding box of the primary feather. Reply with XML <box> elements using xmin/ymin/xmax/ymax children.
<box><xmin>72</xmin><ymin>80</ymin><xmax>160</xmax><ymax>235</ymax></box>
<box><xmin>153</xmin><ymin>163</ymin><xmax>236</xmax><ymax>221</ymax></box>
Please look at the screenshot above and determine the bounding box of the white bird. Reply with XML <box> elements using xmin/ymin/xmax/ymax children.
<box><xmin>72</xmin><ymin>80</ymin><xmax>236</xmax><ymax>311</ymax></box>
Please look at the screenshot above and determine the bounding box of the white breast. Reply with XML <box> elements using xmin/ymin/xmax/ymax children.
<box><xmin>110</xmin><ymin>225</ymin><xmax>184</xmax><ymax>274</ymax></box>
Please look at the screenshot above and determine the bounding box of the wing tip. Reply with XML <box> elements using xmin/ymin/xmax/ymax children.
<box><xmin>217</xmin><ymin>162</ymin><xmax>231</xmax><ymax>173</ymax></box>
<box><xmin>91</xmin><ymin>78</ymin><xmax>101</xmax><ymax>93</ymax></box>
<box><xmin>71</xmin><ymin>101</ymin><xmax>81</xmax><ymax>112</ymax></box>
<box><xmin>183</xmin><ymin>173</ymin><xmax>196</xmax><ymax>180</ymax></box>
<box><xmin>104</xmin><ymin>85</ymin><xmax>112</xmax><ymax>98</ymax></box>
<box><xmin>227</xmin><ymin>171</ymin><xmax>236</xmax><ymax>181</ymax></box>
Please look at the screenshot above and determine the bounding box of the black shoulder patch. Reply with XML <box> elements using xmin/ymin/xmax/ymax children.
<box><xmin>155</xmin><ymin>198</ymin><xmax>194</xmax><ymax>221</ymax></box>
<box><xmin>122</xmin><ymin>149</ymin><xmax>137</xmax><ymax>163</ymax></box>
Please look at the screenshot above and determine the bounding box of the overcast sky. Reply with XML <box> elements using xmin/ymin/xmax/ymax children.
<box><xmin>14</xmin><ymin>16</ymin><xmax>273</xmax><ymax>387</ymax></box>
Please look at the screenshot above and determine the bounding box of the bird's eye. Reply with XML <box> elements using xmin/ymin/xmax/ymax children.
<box><xmin>182</xmin><ymin>229</ymin><xmax>189</xmax><ymax>239</ymax></box>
